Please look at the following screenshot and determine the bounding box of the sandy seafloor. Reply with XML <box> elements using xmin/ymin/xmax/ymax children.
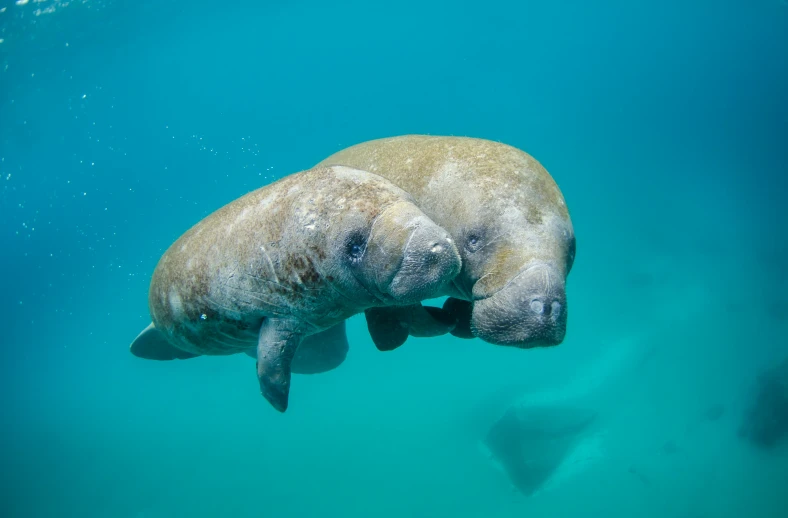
<box><xmin>1</xmin><ymin>1</ymin><xmax>787</xmax><ymax>517</ymax></box>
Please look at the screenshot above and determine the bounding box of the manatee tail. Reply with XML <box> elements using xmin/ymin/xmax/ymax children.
<box><xmin>130</xmin><ymin>323</ymin><xmax>200</xmax><ymax>360</ymax></box>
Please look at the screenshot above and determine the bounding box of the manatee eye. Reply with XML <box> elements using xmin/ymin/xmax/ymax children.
<box><xmin>466</xmin><ymin>234</ymin><xmax>482</xmax><ymax>253</ymax></box>
<box><xmin>345</xmin><ymin>232</ymin><xmax>367</xmax><ymax>264</ymax></box>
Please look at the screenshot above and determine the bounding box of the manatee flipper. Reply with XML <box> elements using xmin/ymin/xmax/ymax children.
<box><xmin>245</xmin><ymin>321</ymin><xmax>349</xmax><ymax>374</ymax></box>
<box><xmin>365</xmin><ymin>306</ymin><xmax>411</xmax><ymax>351</ymax></box>
<box><xmin>443</xmin><ymin>297</ymin><xmax>475</xmax><ymax>339</ymax></box>
<box><xmin>130</xmin><ymin>323</ymin><xmax>200</xmax><ymax>360</ymax></box>
<box><xmin>291</xmin><ymin>321</ymin><xmax>349</xmax><ymax>374</ymax></box>
<box><xmin>256</xmin><ymin>318</ymin><xmax>304</xmax><ymax>413</ymax></box>
<box><xmin>406</xmin><ymin>305</ymin><xmax>457</xmax><ymax>337</ymax></box>
<box><xmin>365</xmin><ymin>304</ymin><xmax>458</xmax><ymax>351</ymax></box>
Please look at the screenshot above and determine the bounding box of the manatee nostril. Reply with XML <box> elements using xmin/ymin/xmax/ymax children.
<box><xmin>528</xmin><ymin>297</ymin><xmax>564</xmax><ymax>319</ymax></box>
<box><xmin>551</xmin><ymin>301</ymin><xmax>562</xmax><ymax>318</ymax></box>
<box><xmin>431</xmin><ymin>243</ymin><xmax>444</xmax><ymax>254</ymax></box>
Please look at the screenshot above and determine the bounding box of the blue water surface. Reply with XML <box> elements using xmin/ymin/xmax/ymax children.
<box><xmin>1</xmin><ymin>0</ymin><xmax>787</xmax><ymax>516</ymax></box>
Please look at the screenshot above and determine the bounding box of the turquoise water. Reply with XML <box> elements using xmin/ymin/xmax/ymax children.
<box><xmin>2</xmin><ymin>0</ymin><xmax>787</xmax><ymax>516</ymax></box>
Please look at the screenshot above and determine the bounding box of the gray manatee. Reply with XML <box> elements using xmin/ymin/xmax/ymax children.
<box><xmin>129</xmin><ymin>165</ymin><xmax>461</xmax><ymax>412</ymax></box>
<box><xmin>313</xmin><ymin>135</ymin><xmax>575</xmax><ymax>351</ymax></box>
<box><xmin>483</xmin><ymin>403</ymin><xmax>597</xmax><ymax>496</ymax></box>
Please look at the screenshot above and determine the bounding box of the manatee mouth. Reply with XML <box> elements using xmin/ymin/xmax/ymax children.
<box><xmin>470</xmin><ymin>263</ymin><xmax>567</xmax><ymax>347</ymax></box>
<box><xmin>472</xmin><ymin>262</ymin><xmax>547</xmax><ymax>302</ymax></box>
<box><xmin>386</xmin><ymin>228</ymin><xmax>461</xmax><ymax>304</ymax></box>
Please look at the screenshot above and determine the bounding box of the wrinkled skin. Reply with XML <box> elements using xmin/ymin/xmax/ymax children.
<box><xmin>316</xmin><ymin>135</ymin><xmax>575</xmax><ymax>348</ymax></box>
<box><xmin>130</xmin><ymin>165</ymin><xmax>461</xmax><ymax>412</ymax></box>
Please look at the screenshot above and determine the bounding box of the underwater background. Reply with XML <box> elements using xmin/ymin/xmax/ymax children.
<box><xmin>1</xmin><ymin>0</ymin><xmax>787</xmax><ymax>516</ymax></box>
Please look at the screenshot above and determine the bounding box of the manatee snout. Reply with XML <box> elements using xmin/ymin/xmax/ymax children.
<box><xmin>387</xmin><ymin>218</ymin><xmax>461</xmax><ymax>304</ymax></box>
<box><xmin>471</xmin><ymin>263</ymin><xmax>567</xmax><ymax>347</ymax></box>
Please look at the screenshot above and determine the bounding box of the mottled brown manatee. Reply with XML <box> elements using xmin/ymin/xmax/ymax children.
<box><xmin>315</xmin><ymin>135</ymin><xmax>575</xmax><ymax>350</ymax></box>
<box><xmin>129</xmin><ymin>165</ymin><xmax>461</xmax><ymax>412</ymax></box>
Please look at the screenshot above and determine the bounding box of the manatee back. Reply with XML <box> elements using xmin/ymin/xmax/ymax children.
<box><xmin>318</xmin><ymin>135</ymin><xmax>571</xmax><ymax>228</ymax></box>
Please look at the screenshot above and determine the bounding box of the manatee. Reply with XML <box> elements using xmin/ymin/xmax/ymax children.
<box><xmin>483</xmin><ymin>403</ymin><xmax>598</xmax><ymax>496</ymax></box>
<box><xmin>472</xmin><ymin>333</ymin><xmax>656</xmax><ymax>496</ymax></box>
<box><xmin>738</xmin><ymin>356</ymin><xmax>788</xmax><ymax>448</ymax></box>
<box><xmin>314</xmin><ymin>135</ymin><xmax>575</xmax><ymax>350</ymax></box>
<box><xmin>129</xmin><ymin>165</ymin><xmax>461</xmax><ymax>412</ymax></box>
